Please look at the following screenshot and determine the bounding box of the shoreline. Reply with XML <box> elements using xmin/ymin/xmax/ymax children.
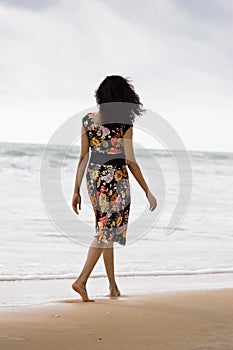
<box><xmin>1</xmin><ymin>272</ymin><xmax>233</xmax><ymax>308</ymax></box>
<box><xmin>0</xmin><ymin>288</ymin><xmax>232</xmax><ymax>350</ymax></box>
<box><xmin>0</xmin><ymin>285</ymin><xmax>232</xmax><ymax>310</ymax></box>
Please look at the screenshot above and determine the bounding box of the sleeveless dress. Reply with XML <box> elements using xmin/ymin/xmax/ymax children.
<box><xmin>82</xmin><ymin>112</ymin><xmax>132</xmax><ymax>246</ymax></box>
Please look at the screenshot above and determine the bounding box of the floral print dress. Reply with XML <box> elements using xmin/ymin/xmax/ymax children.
<box><xmin>82</xmin><ymin>112</ymin><xmax>132</xmax><ymax>246</ymax></box>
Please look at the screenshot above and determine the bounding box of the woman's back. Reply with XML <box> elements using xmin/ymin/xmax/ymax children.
<box><xmin>82</xmin><ymin>112</ymin><xmax>132</xmax><ymax>165</ymax></box>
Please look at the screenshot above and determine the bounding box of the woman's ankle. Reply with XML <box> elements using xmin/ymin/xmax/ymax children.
<box><xmin>75</xmin><ymin>277</ymin><xmax>87</xmax><ymax>286</ymax></box>
<box><xmin>109</xmin><ymin>281</ymin><xmax>118</xmax><ymax>288</ymax></box>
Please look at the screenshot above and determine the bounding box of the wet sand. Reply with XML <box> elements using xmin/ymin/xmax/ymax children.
<box><xmin>0</xmin><ymin>288</ymin><xmax>232</xmax><ymax>350</ymax></box>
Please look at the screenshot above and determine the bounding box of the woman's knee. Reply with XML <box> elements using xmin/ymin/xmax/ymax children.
<box><xmin>90</xmin><ymin>237</ymin><xmax>113</xmax><ymax>249</ymax></box>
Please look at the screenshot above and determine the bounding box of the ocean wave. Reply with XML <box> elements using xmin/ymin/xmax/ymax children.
<box><xmin>1</xmin><ymin>268</ymin><xmax>233</xmax><ymax>282</ymax></box>
<box><xmin>1</xmin><ymin>142</ymin><xmax>232</xmax><ymax>160</ymax></box>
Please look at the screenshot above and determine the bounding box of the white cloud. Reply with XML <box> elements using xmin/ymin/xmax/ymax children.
<box><xmin>0</xmin><ymin>0</ymin><xmax>62</xmax><ymax>10</ymax></box>
<box><xmin>0</xmin><ymin>0</ymin><xmax>232</xmax><ymax>151</ymax></box>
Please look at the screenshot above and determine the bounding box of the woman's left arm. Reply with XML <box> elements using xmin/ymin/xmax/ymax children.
<box><xmin>72</xmin><ymin>126</ymin><xmax>89</xmax><ymax>214</ymax></box>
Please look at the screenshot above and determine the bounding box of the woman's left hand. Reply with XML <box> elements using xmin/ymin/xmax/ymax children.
<box><xmin>72</xmin><ymin>192</ymin><xmax>81</xmax><ymax>214</ymax></box>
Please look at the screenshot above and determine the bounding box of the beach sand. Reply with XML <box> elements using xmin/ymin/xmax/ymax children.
<box><xmin>0</xmin><ymin>288</ymin><xmax>232</xmax><ymax>350</ymax></box>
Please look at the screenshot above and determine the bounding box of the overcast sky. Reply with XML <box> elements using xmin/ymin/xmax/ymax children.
<box><xmin>0</xmin><ymin>0</ymin><xmax>232</xmax><ymax>152</ymax></box>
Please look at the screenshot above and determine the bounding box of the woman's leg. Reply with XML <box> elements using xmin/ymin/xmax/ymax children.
<box><xmin>102</xmin><ymin>243</ymin><xmax>121</xmax><ymax>297</ymax></box>
<box><xmin>72</xmin><ymin>238</ymin><xmax>104</xmax><ymax>302</ymax></box>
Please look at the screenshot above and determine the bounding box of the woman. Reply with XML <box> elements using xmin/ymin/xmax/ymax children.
<box><xmin>71</xmin><ymin>75</ymin><xmax>157</xmax><ymax>302</ymax></box>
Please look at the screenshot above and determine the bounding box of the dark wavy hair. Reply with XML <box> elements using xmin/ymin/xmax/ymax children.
<box><xmin>94</xmin><ymin>75</ymin><xmax>146</xmax><ymax>126</ymax></box>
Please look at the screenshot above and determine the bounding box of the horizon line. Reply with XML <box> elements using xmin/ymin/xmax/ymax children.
<box><xmin>0</xmin><ymin>141</ymin><xmax>232</xmax><ymax>154</ymax></box>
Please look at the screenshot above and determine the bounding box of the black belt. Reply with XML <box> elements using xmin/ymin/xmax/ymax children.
<box><xmin>89</xmin><ymin>152</ymin><xmax>126</xmax><ymax>166</ymax></box>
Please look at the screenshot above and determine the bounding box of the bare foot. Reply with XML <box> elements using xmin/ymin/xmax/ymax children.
<box><xmin>71</xmin><ymin>280</ymin><xmax>95</xmax><ymax>302</ymax></box>
<box><xmin>106</xmin><ymin>284</ymin><xmax>121</xmax><ymax>297</ymax></box>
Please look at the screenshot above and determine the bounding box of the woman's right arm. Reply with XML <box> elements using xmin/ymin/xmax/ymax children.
<box><xmin>72</xmin><ymin>126</ymin><xmax>89</xmax><ymax>215</ymax></box>
<box><xmin>123</xmin><ymin>127</ymin><xmax>157</xmax><ymax>211</ymax></box>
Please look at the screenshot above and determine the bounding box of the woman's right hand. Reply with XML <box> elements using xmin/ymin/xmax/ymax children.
<box><xmin>72</xmin><ymin>192</ymin><xmax>81</xmax><ymax>215</ymax></box>
<box><xmin>146</xmin><ymin>190</ymin><xmax>157</xmax><ymax>211</ymax></box>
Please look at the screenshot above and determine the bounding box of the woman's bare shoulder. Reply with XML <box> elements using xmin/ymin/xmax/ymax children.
<box><xmin>123</xmin><ymin>125</ymin><xmax>133</xmax><ymax>138</ymax></box>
